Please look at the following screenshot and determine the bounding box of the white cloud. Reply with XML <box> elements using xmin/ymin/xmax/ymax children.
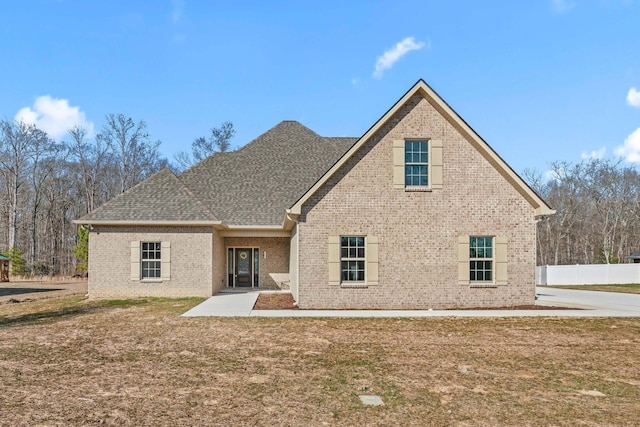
<box><xmin>169</xmin><ymin>0</ymin><xmax>187</xmax><ymax>44</ymax></box>
<box><xmin>614</xmin><ymin>128</ymin><xmax>640</xmax><ymax>163</ymax></box>
<box><xmin>627</xmin><ymin>87</ymin><xmax>640</xmax><ymax>107</ymax></box>
<box><xmin>15</xmin><ymin>95</ymin><xmax>94</xmax><ymax>140</ymax></box>
<box><xmin>373</xmin><ymin>37</ymin><xmax>427</xmax><ymax>79</ymax></box>
<box><xmin>551</xmin><ymin>0</ymin><xmax>577</xmax><ymax>13</ymax></box>
<box><xmin>171</xmin><ymin>0</ymin><xmax>185</xmax><ymax>24</ymax></box>
<box><xmin>581</xmin><ymin>147</ymin><xmax>606</xmax><ymax>160</ymax></box>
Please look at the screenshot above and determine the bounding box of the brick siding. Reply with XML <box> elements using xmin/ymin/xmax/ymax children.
<box><xmin>297</xmin><ymin>94</ymin><xmax>537</xmax><ymax>309</ymax></box>
<box><xmin>88</xmin><ymin>226</ymin><xmax>213</xmax><ymax>298</ymax></box>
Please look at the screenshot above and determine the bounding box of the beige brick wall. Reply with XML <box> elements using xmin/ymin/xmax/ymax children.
<box><xmin>212</xmin><ymin>230</ymin><xmax>225</xmax><ymax>293</ymax></box>
<box><xmin>88</xmin><ymin>226</ymin><xmax>213</xmax><ymax>298</ymax></box>
<box><xmin>289</xmin><ymin>225</ymin><xmax>299</xmax><ymax>300</ymax></box>
<box><xmin>224</xmin><ymin>237</ymin><xmax>289</xmax><ymax>289</ymax></box>
<box><xmin>297</xmin><ymin>94</ymin><xmax>538</xmax><ymax>309</ymax></box>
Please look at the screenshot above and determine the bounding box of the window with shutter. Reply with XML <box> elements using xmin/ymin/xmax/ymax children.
<box><xmin>393</xmin><ymin>139</ymin><xmax>443</xmax><ymax>190</ymax></box>
<box><xmin>328</xmin><ymin>235</ymin><xmax>379</xmax><ymax>287</ymax></box>
<box><xmin>458</xmin><ymin>236</ymin><xmax>508</xmax><ymax>286</ymax></box>
<box><xmin>131</xmin><ymin>241</ymin><xmax>171</xmax><ymax>281</ymax></box>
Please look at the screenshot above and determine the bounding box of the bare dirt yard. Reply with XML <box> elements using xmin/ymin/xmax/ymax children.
<box><xmin>1</xmin><ymin>296</ymin><xmax>640</xmax><ymax>426</ymax></box>
<box><xmin>0</xmin><ymin>278</ymin><xmax>87</xmax><ymax>304</ymax></box>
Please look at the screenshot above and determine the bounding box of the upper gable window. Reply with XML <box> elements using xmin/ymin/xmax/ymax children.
<box><xmin>393</xmin><ymin>139</ymin><xmax>442</xmax><ymax>190</ymax></box>
<box><xmin>405</xmin><ymin>140</ymin><xmax>428</xmax><ymax>187</ymax></box>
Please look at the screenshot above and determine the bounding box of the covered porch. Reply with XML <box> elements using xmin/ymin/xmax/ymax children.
<box><xmin>223</xmin><ymin>236</ymin><xmax>290</xmax><ymax>290</ymax></box>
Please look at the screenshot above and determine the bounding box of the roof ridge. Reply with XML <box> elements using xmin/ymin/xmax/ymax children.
<box><xmin>174</xmin><ymin>172</ymin><xmax>220</xmax><ymax>220</ymax></box>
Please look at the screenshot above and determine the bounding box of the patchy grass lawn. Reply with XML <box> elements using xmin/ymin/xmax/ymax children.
<box><xmin>550</xmin><ymin>283</ymin><xmax>640</xmax><ymax>294</ymax></box>
<box><xmin>1</xmin><ymin>297</ymin><xmax>640</xmax><ymax>426</ymax></box>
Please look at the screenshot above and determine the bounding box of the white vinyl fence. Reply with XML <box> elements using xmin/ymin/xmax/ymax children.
<box><xmin>536</xmin><ymin>264</ymin><xmax>640</xmax><ymax>286</ymax></box>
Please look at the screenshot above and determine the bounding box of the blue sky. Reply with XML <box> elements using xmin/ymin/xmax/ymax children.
<box><xmin>1</xmin><ymin>0</ymin><xmax>640</xmax><ymax>175</ymax></box>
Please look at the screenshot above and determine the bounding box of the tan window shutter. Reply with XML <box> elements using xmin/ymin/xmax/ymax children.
<box><xmin>393</xmin><ymin>139</ymin><xmax>405</xmax><ymax>188</ymax></box>
<box><xmin>328</xmin><ymin>236</ymin><xmax>340</xmax><ymax>287</ymax></box>
<box><xmin>366</xmin><ymin>236</ymin><xmax>379</xmax><ymax>286</ymax></box>
<box><xmin>130</xmin><ymin>241</ymin><xmax>140</xmax><ymax>280</ymax></box>
<box><xmin>457</xmin><ymin>236</ymin><xmax>470</xmax><ymax>284</ymax></box>
<box><xmin>161</xmin><ymin>241</ymin><xmax>171</xmax><ymax>280</ymax></box>
<box><xmin>495</xmin><ymin>236</ymin><xmax>508</xmax><ymax>285</ymax></box>
<box><xmin>431</xmin><ymin>139</ymin><xmax>443</xmax><ymax>189</ymax></box>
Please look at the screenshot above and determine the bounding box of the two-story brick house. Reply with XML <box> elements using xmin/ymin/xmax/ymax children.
<box><xmin>76</xmin><ymin>79</ymin><xmax>553</xmax><ymax>309</ymax></box>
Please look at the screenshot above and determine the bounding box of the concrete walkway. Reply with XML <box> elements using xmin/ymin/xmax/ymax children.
<box><xmin>182</xmin><ymin>291</ymin><xmax>259</xmax><ymax>317</ymax></box>
<box><xmin>182</xmin><ymin>286</ymin><xmax>640</xmax><ymax>318</ymax></box>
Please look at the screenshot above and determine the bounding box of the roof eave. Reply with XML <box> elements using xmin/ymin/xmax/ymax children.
<box><xmin>73</xmin><ymin>219</ymin><xmax>224</xmax><ymax>227</ymax></box>
<box><xmin>535</xmin><ymin>208</ymin><xmax>556</xmax><ymax>218</ymax></box>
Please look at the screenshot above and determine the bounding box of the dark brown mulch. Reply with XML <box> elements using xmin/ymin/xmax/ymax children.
<box><xmin>253</xmin><ymin>293</ymin><xmax>298</xmax><ymax>310</ymax></box>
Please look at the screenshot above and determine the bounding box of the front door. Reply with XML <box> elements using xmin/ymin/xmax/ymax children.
<box><xmin>235</xmin><ymin>248</ymin><xmax>253</xmax><ymax>287</ymax></box>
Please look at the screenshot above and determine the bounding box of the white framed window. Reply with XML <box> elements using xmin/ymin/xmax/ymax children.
<box><xmin>340</xmin><ymin>236</ymin><xmax>365</xmax><ymax>282</ymax></box>
<box><xmin>469</xmin><ymin>236</ymin><xmax>493</xmax><ymax>282</ymax></box>
<box><xmin>458</xmin><ymin>235</ymin><xmax>507</xmax><ymax>286</ymax></box>
<box><xmin>405</xmin><ymin>140</ymin><xmax>429</xmax><ymax>187</ymax></box>
<box><xmin>141</xmin><ymin>242</ymin><xmax>161</xmax><ymax>279</ymax></box>
<box><xmin>131</xmin><ymin>241</ymin><xmax>170</xmax><ymax>281</ymax></box>
<box><xmin>393</xmin><ymin>139</ymin><xmax>443</xmax><ymax>190</ymax></box>
<box><xmin>328</xmin><ymin>235</ymin><xmax>378</xmax><ymax>287</ymax></box>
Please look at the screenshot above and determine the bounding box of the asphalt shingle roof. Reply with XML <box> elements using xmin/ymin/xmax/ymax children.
<box><xmin>79</xmin><ymin>121</ymin><xmax>357</xmax><ymax>225</ymax></box>
<box><xmin>179</xmin><ymin>121</ymin><xmax>357</xmax><ymax>225</ymax></box>
<box><xmin>79</xmin><ymin>168</ymin><xmax>217</xmax><ymax>222</ymax></box>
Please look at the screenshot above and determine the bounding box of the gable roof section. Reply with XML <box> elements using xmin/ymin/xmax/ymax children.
<box><xmin>289</xmin><ymin>79</ymin><xmax>555</xmax><ymax>218</ymax></box>
<box><xmin>76</xmin><ymin>168</ymin><xmax>220</xmax><ymax>225</ymax></box>
<box><xmin>178</xmin><ymin>121</ymin><xmax>356</xmax><ymax>225</ymax></box>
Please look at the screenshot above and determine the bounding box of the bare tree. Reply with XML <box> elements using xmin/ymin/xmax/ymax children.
<box><xmin>0</xmin><ymin>119</ymin><xmax>49</xmax><ymax>249</ymax></box>
<box><xmin>97</xmin><ymin>114</ymin><xmax>165</xmax><ymax>193</ymax></box>
<box><xmin>529</xmin><ymin>158</ymin><xmax>640</xmax><ymax>266</ymax></box>
<box><xmin>174</xmin><ymin>121</ymin><xmax>235</xmax><ymax>170</ymax></box>
<box><xmin>67</xmin><ymin>126</ymin><xmax>112</xmax><ymax>214</ymax></box>
<box><xmin>28</xmin><ymin>138</ymin><xmax>62</xmax><ymax>265</ymax></box>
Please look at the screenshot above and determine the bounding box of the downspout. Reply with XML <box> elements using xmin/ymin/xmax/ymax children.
<box><xmin>285</xmin><ymin>209</ymin><xmax>300</xmax><ymax>304</ymax></box>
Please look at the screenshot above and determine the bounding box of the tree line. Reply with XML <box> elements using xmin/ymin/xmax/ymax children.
<box><xmin>2</xmin><ymin>113</ymin><xmax>638</xmax><ymax>276</ymax></box>
<box><xmin>0</xmin><ymin>116</ymin><xmax>233</xmax><ymax>276</ymax></box>
<box><xmin>525</xmin><ymin>159</ymin><xmax>640</xmax><ymax>266</ymax></box>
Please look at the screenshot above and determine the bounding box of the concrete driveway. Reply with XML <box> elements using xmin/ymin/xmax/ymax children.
<box><xmin>535</xmin><ymin>286</ymin><xmax>640</xmax><ymax>316</ymax></box>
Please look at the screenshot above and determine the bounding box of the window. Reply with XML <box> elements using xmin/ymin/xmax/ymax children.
<box><xmin>340</xmin><ymin>236</ymin><xmax>365</xmax><ymax>282</ymax></box>
<box><xmin>469</xmin><ymin>236</ymin><xmax>493</xmax><ymax>282</ymax></box>
<box><xmin>329</xmin><ymin>235</ymin><xmax>378</xmax><ymax>287</ymax></box>
<box><xmin>141</xmin><ymin>242</ymin><xmax>161</xmax><ymax>279</ymax></box>
<box><xmin>405</xmin><ymin>140</ymin><xmax>428</xmax><ymax>187</ymax></box>
<box><xmin>393</xmin><ymin>139</ymin><xmax>442</xmax><ymax>190</ymax></box>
